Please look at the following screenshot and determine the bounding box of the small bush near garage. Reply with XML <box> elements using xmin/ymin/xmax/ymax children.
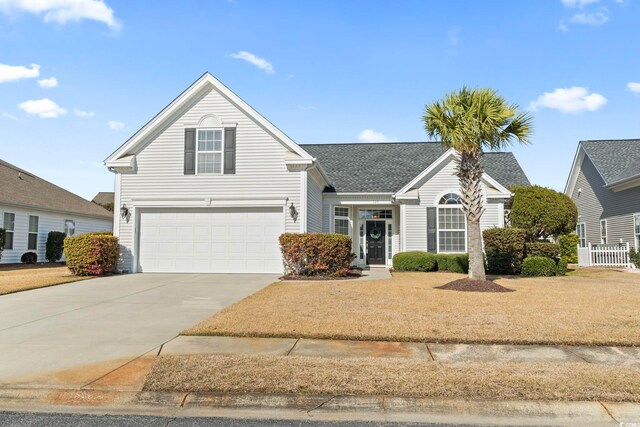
<box><xmin>393</xmin><ymin>251</ymin><xmax>437</xmax><ymax>272</ymax></box>
<box><xmin>64</xmin><ymin>232</ymin><xmax>120</xmax><ymax>276</ymax></box>
<box><xmin>556</xmin><ymin>257</ymin><xmax>569</xmax><ymax>276</ymax></box>
<box><xmin>483</xmin><ymin>227</ymin><xmax>526</xmax><ymax>275</ymax></box>
<box><xmin>525</xmin><ymin>241</ymin><xmax>560</xmax><ymax>259</ymax></box>
<box><xmin>0</xmin><ymin>228</ymin><xmax>5</xmax><ymax>261</ymax></box>
<box><xmin>522</xmin><ymin>256</ymin><xmax>557</xmax><ymax>277</ymax></box>
<box><xmin>558</xmin><ymin>234</ymin><xmax>579</xmax><ymax>264</ymax></box>
<box><xmin>436</xmin><ymin>254</ymin><xmax>469</xmax><ymax>274</ymax></box>
<box><xmin>21</xmin><ymin>252</ymin><xmax>38</xmax><ymax>264</ymax></box>
<box><xmin>279</xmin><ymin>233</ymin><xmax>354</xmax><ymax>277</ymax></box>
<box><xmin>46</xmin><ymin>231</ymin><xmax>66</xmax><ymax>263</ymax></box>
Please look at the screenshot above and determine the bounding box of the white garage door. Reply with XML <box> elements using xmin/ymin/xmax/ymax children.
<box><xmin>138</xmin><ymin>207</ymin><xmax>284</xmax><ymax>274</ymax></box>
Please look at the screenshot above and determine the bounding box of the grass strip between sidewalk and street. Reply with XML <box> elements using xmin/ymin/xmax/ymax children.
<box><xmin>144</xmin><ymin>354</ymin><xmax>640</xmax><ymax>402</ymax></box>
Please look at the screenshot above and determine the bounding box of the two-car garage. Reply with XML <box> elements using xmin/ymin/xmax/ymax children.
<box><xmin>137</xmin><ymin>207</ymin><xmax>285</xmax><ymax>274</ymax></box>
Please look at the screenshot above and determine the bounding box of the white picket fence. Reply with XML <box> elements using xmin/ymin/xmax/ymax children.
<box><xmin>577</xmin><ymin>242</ymin><xmax>632</xmax><ymax>267</ymax></box>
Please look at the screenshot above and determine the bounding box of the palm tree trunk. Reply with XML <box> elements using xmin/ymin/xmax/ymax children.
<box><xmin>455</xmin><ymin>150</ymin><xmax>487</xmax><ymax>281</ymax></box>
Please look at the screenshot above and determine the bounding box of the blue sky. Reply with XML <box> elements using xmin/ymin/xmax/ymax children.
<box><xmin>1</xmin><ymin>0</ymin><xmax>639</xmax><ymax>200</ymax></box>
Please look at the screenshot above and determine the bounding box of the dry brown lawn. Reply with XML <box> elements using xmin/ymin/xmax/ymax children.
<box><xmin>0</xmin><ymin>264</ymin><xmax>88</xmax><ymax>295</ymax></box>
<box><xmin>144</xmin><ymin>354</ymin><xmax>640</xmax><ymax>402</ymax></box>
<box><xmin>185</xmin><ymin>269</ymin><xmax>640</xmax><ymax>346</ymax></box>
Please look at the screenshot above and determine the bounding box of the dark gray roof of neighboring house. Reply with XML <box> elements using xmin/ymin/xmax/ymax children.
<box><xmin>92</xmin><ymin>191</ymin><xmax>115</xmax><ymax>205</ymax></box>
<box><xmin>0</xmin><ymin>159</ymin><xmax>113</xmax><ymax>220</ymax></box>
<box><xmin>580</xmin><ymin>139</ymin><xmax>640</xmax><ymax>185</ymax></box>
<box><xmin>303</xmin><ymin>142</ymin><xmax>530</xmax><ymax>193</ymax></box>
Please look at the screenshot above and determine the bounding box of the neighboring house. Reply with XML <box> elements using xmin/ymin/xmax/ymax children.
<box><xmin>0</xmin><ymin>159</ymin><xmax>113</xmax><ymax>264</ymax></box>
<box><xmin>92</xmin><ymin>192</ymin><xmax>115</xmax><ymax>212</ymax></box>
<box><xmin>565</xmin><ymin>139</ymin><xmax>640</xmax><ymax>250</ymax></box>
<box><xmin>104</xmin><ymin>72</ymin><xmax>529</xmax><ymax>274</ymax></box>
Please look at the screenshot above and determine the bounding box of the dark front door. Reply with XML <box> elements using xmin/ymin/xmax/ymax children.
<box><xmin>366</xmin><ymin>221</ymin><xmax>386</xmax><ymax>265</ymax></box>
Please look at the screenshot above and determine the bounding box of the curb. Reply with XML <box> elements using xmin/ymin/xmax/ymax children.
<box><xmin>0</xmin><ymin>388</ymin><xmax>639</xmax><ymax>425</ymax></box>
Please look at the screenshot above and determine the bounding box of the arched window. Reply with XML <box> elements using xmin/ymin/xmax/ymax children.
<box><xmin>437</xmin><ymin>193</ymin><xmax>466</xmax><ymax>253</ymax></box>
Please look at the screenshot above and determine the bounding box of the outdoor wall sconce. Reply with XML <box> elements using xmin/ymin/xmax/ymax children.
<box><xmin>120</xmin><ymin>204</ymin><xmax>130</xmax><ymax>219</ymax></box>
<box><xmin>289</xmin><ymin>202</ymin><xmax>298</xmax><ymax>222</ymax></box>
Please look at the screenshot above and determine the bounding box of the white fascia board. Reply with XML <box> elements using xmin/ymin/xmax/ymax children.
<box><xmin>105</xmin><ymin>72</ymin><xmax>312</xmax><ymax>163</ymax></box>
<box><xmin>564</xmin><ymin>145</ymin><xmax>585</xmax><ymax>195</ymax></box>
<box><xmin>131</xmin><ymin>196</ymin><xmax>288</xmax><ymax>208</ymax></box>
<box><xmin>394</xmin><ymin>149</ymin><xmax>456</xmax><ymax>196</ymax></box>
<box><xmin>105</xmin><ymin>154</ymin><xmax>136</xmax><ymax>172</ymax></box>
<box><xmin>606</xmin><ymin>176</ymin><xmax>640</xmax><ymax>192</ymax></box>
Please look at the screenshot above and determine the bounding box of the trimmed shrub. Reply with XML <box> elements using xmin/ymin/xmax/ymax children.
<box><xmin>556</xmin><ymin>257</ymin><xmax>569</xmax><ymax>276</ymax></box>
<box><xmin>558</xmin><ymin>234</ymin><xmax>579</xmax><ymax>264</ymax></box>
<box><xmin>522</xmin><ymin>256</ymin><xmax>557</xmax><ymax>277</ymax></box>
<box><xmin>437</xmin><ymin>254</ymin><xmax>469</xmax><ymax>274</ymax></box>
<box><xmin>46</xmin><ymin>231</ymin><xmax>66</xmax><ymax>263</ymax></box>
<box><xmin>21</xmin><ymin>251</ymin><xmax>37</xmax><ymax>264</ymax></box>
<box><xmin>511</xmin><ymin>186</ymin><xmax>577</xmax><ymax>241</ymax></box>
<box><xmin>64</xmin><ymin>233</ymin><xmax>120</xmax><ymax>276</ymax></box>
<box><xmin>630</xmin><ymin>248</ymin><xmax>640</xmax><ymax>269</ymax></box>
<box><xmin>525</xmin><ymin>241</ymin><xmax>560</xmax><ymax>259</ymax></box>
<box><xmin>279</xmin><ymin>233</ymin><xmax>354</xmax><ymax>277</ymax></box>
<box><xmin>392</xmin><ymin>251</ymin><xmax>437</xmax><ymax>272</ymax></box>
<box><xmin>483</xmin><ymin>227</ymin><xmax>526</xmax><ymax>275</ymax></box>
<box><xmin>0</xmin><ymin>228</ymin><xmax>5</xmax><ymax>261</ymax></box>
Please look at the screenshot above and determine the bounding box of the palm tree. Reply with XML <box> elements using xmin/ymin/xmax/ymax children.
<box><xmin>423</xmin><ymin>87</ymin><xmax>533</xmax><ymax>281</ymax></box>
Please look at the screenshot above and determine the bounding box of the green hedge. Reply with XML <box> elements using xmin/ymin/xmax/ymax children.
<box><xmin>64</xmin><ymin>233</ymin><xmax>120</xmax><ymax>276</ymax></box>
<box><xmin>46</xmin><ymin>231</ymin><xmax>66</xmax><ymax>262</ymax></box>
<box><xmin>522</xmin><ymin>256</ymin><xmax>557</xmax><ymax>277</ymax></box>
<box><xmin>525</xmin><ymin>241</ymin><xmax>560</xmax><ymax>259</ymax></box>
<box><xmin>21</xmin><ymin>251</ymin><xmax>37</xmax><ymax>264</ymax></box>
<box><xmin>556</xmin><ymin>257</ymin><xmax>569</xmax><ymax>276</ymax></box>
<box><xmin>393</xmin><ymin>251</ymin><xmax>437</xmax><ymax>272</ymax></box>
<box><xmin>0</xmin><ymin>228</ymin><xmax>5</xmax><ymax>261</ymax></box>
<box><xmin>558</xmin><ymin>234</ymin><xmax>579</xmax><ymax>263</ymax></box>
<box><xmin>279</xmin><ymin>233</ymin><xmax>354</xmax><ymax>277</ymax></box>
<box><xmin>630</xmin><ymin>248</ymin><xmax>640</xmax><ymax>269</ymax></box>
<box><xmin>436</xmin><ymin>253</ymin><xmax>469</xmax><ymax>273</ymax></box>
<box><xmin>483</xmin><ymin>227</ymin><xmax>526</xmax><ymax>275</ymax></box>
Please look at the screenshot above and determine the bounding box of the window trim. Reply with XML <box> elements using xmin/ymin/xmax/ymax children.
<box><xmin>3</xmin><ymin>212</ymin><xmax>15</xmax><ymax>250</ymax></box>
<box><xmin>28</xmin><ymin>215</ymin><xmax>39</xmax><ymax>251</ymax></box>
<box><xmin>65</xmin><ymin>219</ymin><xmax>76</xmax><ymax>237</ymax></box>
<box><xmin>600</xmin><ymin>219</ymin><xmax>607</xmax><ymax>244</ymax></box>
<box><xmin>333</xmin><ymin>206</ymin><xmax>350</xmax><ymax>236</ymax></box>
<box><xmin>576</xmin><ymin>222</ymin><xmax>587</xmax><ymax>248</ymax></box>
<box><xmin>634</xmin><ymin>213</ymin><xmax>640</xmax><ymax>249</ymax></box>
<box><xmin>195</xmin><ymin>127</ymin><xmax>224</xmax><ymax>175</ymax></box>
<box><xmin>436</xmin><ymin>193</ymin><xmax>467</xmax><ymax>254</ymax></box>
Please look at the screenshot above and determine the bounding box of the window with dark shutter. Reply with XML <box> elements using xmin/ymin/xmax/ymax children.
<box><xmin>184</xmin><ymin>128</ymin><xmax>196</xmax><ymax>175</ymax></box>
<box><xmin>224</xmin><ymin>127</ymin><xmax>236</xmax><ymax>174</ymax></box>
<box><xmin>427</xmin><ymin>207</ymin><xmax>437</xmax><ymax>253</ymax></box>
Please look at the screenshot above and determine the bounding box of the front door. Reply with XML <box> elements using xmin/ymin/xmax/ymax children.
<box><xmin>366</xmin><ymin>220</ymin><xmax>386</xmax><ymax>265</ymax></box>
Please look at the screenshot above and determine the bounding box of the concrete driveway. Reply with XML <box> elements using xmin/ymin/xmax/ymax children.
<box><xmin>0</xmin><ymin>273</ymin><xmax>276</xmax><ymax>387</ymax></box>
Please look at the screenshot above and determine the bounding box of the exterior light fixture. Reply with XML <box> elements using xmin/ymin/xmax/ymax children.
<box><xmin>120</xmin><ymin>204</ymin><xmax>129</xmax><ymax>219</ymax></box>
<box><xmin>289</xmin><ymin>202</ymin><xmax>298</xmax><ymax>222</ymax></box>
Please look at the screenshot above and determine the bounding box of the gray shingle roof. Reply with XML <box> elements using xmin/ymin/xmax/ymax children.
<box><xmin>303</xmin><ymin>142</ymin><xmax>530</xmax><ymax>193</ymax></box>
<box><xmin>580</xmin><ymin>139</ymin><xmax>640</xmax><ymax>185</ymax></box>
<box><xmin>0</xmin><ymin>159</ymin><xmax>113</xmax><ymax>220</ymax></box>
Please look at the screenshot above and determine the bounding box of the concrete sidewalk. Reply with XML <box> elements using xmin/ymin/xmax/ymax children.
<box><xmin>162</xmin><ymin>335</ymin><xmax>640</xmax><ymax>366</ymax></box>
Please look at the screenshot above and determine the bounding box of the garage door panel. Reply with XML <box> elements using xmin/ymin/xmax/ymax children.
<box><xmin>138</xmin><ymin>208</ymin><xmax>284</xmax><ymax>274</ymax></box>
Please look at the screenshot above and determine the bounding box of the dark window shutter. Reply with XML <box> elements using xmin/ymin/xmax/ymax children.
<box><xmin>224</xmin><ymin>127</ymin><xmax>236</xmax><ymax>174</ymax></box>
<box><xmin>427</xmin><ymin>207</ymin><xmax>437</xmax><ymax>253</ymax></box>
<box><xmin>184</xmin><ymin>128</ymin><xmax>196</xmax><ymax>175</ymax></box>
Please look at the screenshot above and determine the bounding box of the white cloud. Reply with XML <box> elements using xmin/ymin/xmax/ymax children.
<box><xmin>357</xmin><ymin>129</ymin><xmax>393</xmax><ymax>143</ymax></box>
<box><xmin>627</xmin><ymin>82</ymin><xmax>640</xmax><ymax>95</ymax></box>
<box><xmin>108</xmin><ymin>120</ymin><xmax>124</xmax><ymax>130</ymax></box>
<box><xmin>37</xmin><ymin>76</ymin><xmax>57</xmax><ymax>88</ymax></box>
<box><xmin>0</xmin><ymin>0</ymin><xmax>120</xmax><ymax>29</ymax></box>
<box><xmin>0</xmin><ymin>63</ymin><xmax>40</xmax><ymax>83</ymax></box>
<box><xmin>569</xmin><ymin>9</ymin><xmax>609</xmax><ymax>25</ymax></box>
<box><xmin>562</xmin><ymin>0</ymin><xmax>601</xmax><ymax>8</ymax></box>
<box><xmin>18</xmin><ymin>98</ymin><xmax>67</xmax><ymax>118</ymax></box>
<box><xmin>74</xmin><ymin>109</ymin><xmax>94</xmax><ymax>118</ymax></box>
<box><xmin>529</xmin><ymin>87</ymin><xmax>607</xmax><ymax>113</ymax></box>
<box><xmin>229</xmin><ymin>51</ymin><xmax>275</xmax><ymax>75</ymax></box>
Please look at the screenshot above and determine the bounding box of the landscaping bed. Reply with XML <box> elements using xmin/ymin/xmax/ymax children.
<box><xmin>0</xmin><ymin>264</ymin><xmax>89</xmax><ymax>296</ymax></box>
<box><xmin>184</xmin><ymin>269</ymin><xmax>640</xmax><ymax>346</ymax></box>
<box><xmin>144</xmin><ymin>354</ymin><xmax>640</xmax><ymax>402</ymax></box>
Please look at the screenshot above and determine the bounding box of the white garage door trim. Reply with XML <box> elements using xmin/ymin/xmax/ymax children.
<box><xmin>137</xmin><ymin>207</ymin><xmax>285</xmax><ymax>274</ymax></box>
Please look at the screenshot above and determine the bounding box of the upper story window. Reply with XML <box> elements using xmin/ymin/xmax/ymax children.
<box><xmin>28</xmin><ymin>215</ymin><xmax>39</xmax><ymax>250</ymax></box>
<box><xmin>3</xmin><ymin>212</ymin><xmax>14</xmax><ymax>250</ymax></box>
<box><xmin>197</xmin><ymin>129</ymin><xmax>223</xmax><ymax>174</ymax></box>
<box><xmin>334</xmin><ymin>207</ymin><xmax>350</xmax><ymax>236</ymax></box>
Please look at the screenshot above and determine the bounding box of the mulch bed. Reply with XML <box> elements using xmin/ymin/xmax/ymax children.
<box><xmin>436</xmin><ymin>278</ymin><xmax>515</xmax><ymax>293</ymax></box>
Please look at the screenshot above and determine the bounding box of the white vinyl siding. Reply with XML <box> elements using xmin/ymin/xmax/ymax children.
<box><xmin>116</xmin><ymin>86</ymin><xmax>303</xmax><ymax>272</ymax></box>
<box><xmin>404</xmin><ymin>158</ymin><xmax>505</xmax><ymax>252</ymax></box>
<box><xmin>306</xmin><ymin>169</ymin><xmax>324</xmax><ymax>233</ymax></box>
<box><xmin>0</xmin><ymin>204</ymin><xmax>112</xmax><ymax>264</ymax></box>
